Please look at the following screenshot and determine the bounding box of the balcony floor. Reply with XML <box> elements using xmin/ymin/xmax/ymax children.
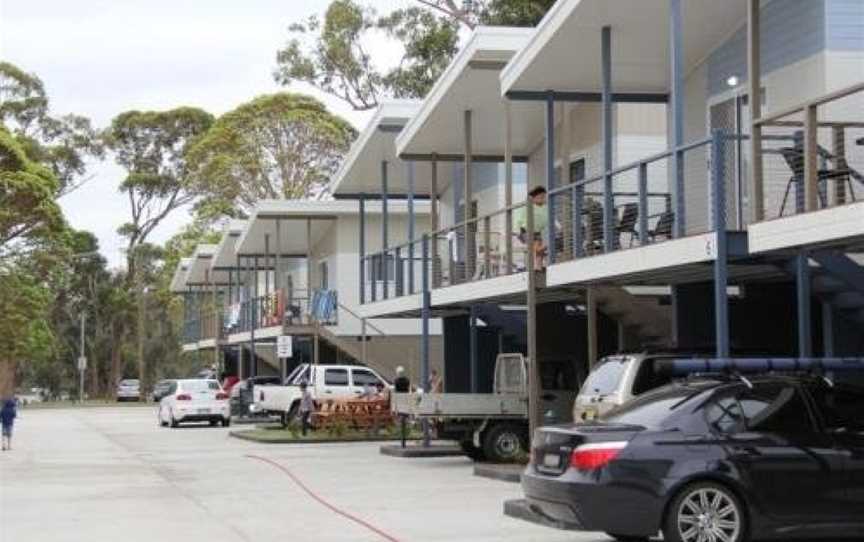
<box><xmin>748</xmin><ymin>202</ymin><xmax>864</xmax><ymax>255</ymax></box>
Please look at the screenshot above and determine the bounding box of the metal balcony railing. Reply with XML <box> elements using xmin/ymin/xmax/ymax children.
<box><xmin>754</xmin><ymin>82</ymin><xmax>864</xmax><ymax>220</ymax></box>
<box><xmin>361</xmin><ymin>130</ymin><xmax>741</xmax><ymax>304</ymax></box>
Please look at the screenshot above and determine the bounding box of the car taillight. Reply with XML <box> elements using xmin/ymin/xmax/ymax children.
<box><xmin>176</xmin><ymin>394</ymin><xmax>192</xmax><ymax>401</ymax></box>
<box><xmin>216</xmin><ymin>392</ymin><xmax>229</xmax><ymax>400</ymax></box>
<box><xmin>570</xmin><ymin>441</ymin><xmax>628</xmax><ymax>471</ymax></box>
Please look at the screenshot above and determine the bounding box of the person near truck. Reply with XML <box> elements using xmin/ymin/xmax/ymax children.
<box><xmin>394</xmin><ymin>366</ymin><xmax>410</xmax><ymax>392</ymax></box>
<box><xmin>298</xmin><ymin>381</ymin><xmax>314</xmax><ymax>436</ymax></box>
<box><xmin>1</xmin><ymin>398</ymin><xmax>17</xmax><ymax>451</ymax></box>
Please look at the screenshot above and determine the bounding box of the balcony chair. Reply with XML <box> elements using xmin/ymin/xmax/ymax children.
<box><xmin>615</xmin><ymin>203</ymin><xmax>639</xmax><ymax>248</ymax></box>
<box><xmin>648</xmin><ymin>211</ymin><xmax>674</xmax><ymax>242</ymax></box>
<box><xmin>777</xmin><ymin>146</ymin><xmax>862</xmax><ymax>216</ymax></box>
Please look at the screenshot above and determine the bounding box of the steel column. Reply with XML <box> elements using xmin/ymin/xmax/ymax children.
<box><xmin>525</xmin><ymin>197</ymin><xmax>542</xmax><ymax>436</ymax></box>
<box><xmin>504</xmin><ymin>101</ymin><xmax>514</xmax><ymax>273</ymax></box>
<box><xmin>796</xmin><ymin>252</ymin><xmax>812</xmax><ymax>357</ymax></box>
<box><xmin>381</xmin><ymin>160</ymin><xmax>389</xmax><ymax>299</ymax></box>
<box><xmin>407</xmin><ymin>160</ymin><xmax>416</xmax><ymax>295</ymax></box>
<box><xmin>586</xmin><ymin>288</ymin><xmax>598</xmax><ymax>367</ymax></box>
<box><xmin>463</xmin><ymin>110</ymin><xmax>474</xmax><ymax>280</ymax></box>
<box><xmin>601</xmin><ymin>25</ymin><xmax>614</xmax><ymax>252</ymax></box>
<box><xmin>306</xmin><ymin>218</ymin><xmax>312</xmax><ymax>305</ymax></box>
<box><xmin>712</xmin><ymin>130</ymin><xmax>730</xmax><ymax>358</ymax></box>
<box><xmin>250</xmin><ymin>256</ymin><xmax>258</xmax><ymax>377</ymax></box>
<box><xmin>469</xmin><ymin>305</ymin><xmax>478</xmax><ymax>394</ymax></box>
<box><xmin>638</xmin><ymin>163</ymin><xmax>649</xmax><ymax>243</ymax></box>
<box><xmin>275</xmin><ymin>219</ymin><xmax>282</xmax><ymax>292</ymax></box>
<box><xmin>421</xmin><ymin>235</ymin><xmax>431</xmax><ymax>396</ymax></box>
<box><xmin>822</xmin><ymin>302</ymin><xmax>835</xmax><ymax>357</ymax></box>
<box><xmin>359</xmin><ymin>194</ymin><xmax>366</xmax><ymax>304</ymax></box>
<box><xmin>670</xmin><ymin>0</ymin><xmax>685</xmax><ymax>237</ymax></box>
<box><xmin>545</xmin><ymin>92</ymin><xmax>556</xmax><ymax>263</ymax></box>
<box><xmin>747</xmin><ymin>0</ymin><xmax>764</xmax><ymax>222</ymax></box>
<box><xmin>264</xmin><ymin>234</ymin><xmax>271</xmax><ymax>295</ymax></box>
<box><xmin>431</xmin><ymin>157</ymin><xmax>440</xmax><ymax>288</ymax></box>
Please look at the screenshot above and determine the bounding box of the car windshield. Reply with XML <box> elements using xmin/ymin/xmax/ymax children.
<box><xmin>180</xmin><ymin>380</ymin><xmax>220</xmax><ymax>392</ymax></box>
<box><xmin>603</xmin><ymin>385</ymin><xmax>706</xmax><ymax>428</ymax></box>
<box><xmin>581</xmin><ymin>357</ymin><xmax>630</xmax><ymax>396</ymax></box>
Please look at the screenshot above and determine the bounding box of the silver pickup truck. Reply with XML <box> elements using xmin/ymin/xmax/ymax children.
<box><xmin>393</xmin><ymin>353</ymin><xmax>576</xmax><ymax>463</ymax></box>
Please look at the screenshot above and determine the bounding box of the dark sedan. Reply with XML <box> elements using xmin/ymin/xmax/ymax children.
<box><xmin>523</xmin><ymin>375</ymin><xmax>864</xmax><ymax>542</ymax></box>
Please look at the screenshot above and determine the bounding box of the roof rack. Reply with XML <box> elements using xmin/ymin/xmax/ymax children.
<box><xmin>660</xmin><ymin>358</ymin><xmax>864</xmax><ymax>378</ymax></box>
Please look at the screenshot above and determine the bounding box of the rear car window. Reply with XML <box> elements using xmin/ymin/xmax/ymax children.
<box><xmin>120</xmin><ymin>380</ymin><xmax>139</xmax><ymax>386</ymax></box>
<box><xmin>604</xmin><ymin>386</ymin><xmax>703</xmax><ymax>428</ymax></box>
<box><xmin>632</xmin><ymin>358</ymin><xmax>674</xmax><ymax>396</ymax></box>
<box><xmin>581</xmin><ymin>357</ymin><xmax>629</xmax><ymax>396</ymax></box>
<box><xmin>181</xmin><ymin>380</ymin><xmax>221</xmax><ymax>392</ymax></box>
<box><xmin>324</xmin><ymin>369</ymin><xmax>349</xmax><ymax>386</ymax></box>
<box><xmin>352</xmin><ymin>369</ymin><xmax>380</xmax><ymax>387</ymax></box>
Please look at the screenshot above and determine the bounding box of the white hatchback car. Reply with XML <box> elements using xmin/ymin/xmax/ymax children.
<box><xmin>158</xmin><ymin>379</ymin><xmax>231</xmax><ymax>428</ymax></box>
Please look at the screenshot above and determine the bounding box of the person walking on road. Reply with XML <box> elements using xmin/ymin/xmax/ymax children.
<box><xmin>1</xmin><ymin>398</ymin><xmax>17</xmax><ymax>451</ymax></box>
<box><xmin>298</xmin><ymin>382</ymin><xmax>314</xmax><ymax>436</ymax></box>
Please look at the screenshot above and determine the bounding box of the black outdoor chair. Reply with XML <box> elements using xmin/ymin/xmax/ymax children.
<box><xmin>649</xmin><ymin>211</ymin><xmax>674</xmax><ymax>242</ymax></box>
<box><xmin>777</xmin><ymin>146</ymin><xmax>858</xmax><ymax>216</ymax></box>
<box><xmin>615</xmin><ymin>203</ymin><xmax>639</xmax><ymax>247</ymax></box>
<box><xmin>586</xmin><ymin>207</ymin><xmax>605</xmax><ymax>254</ymax></box>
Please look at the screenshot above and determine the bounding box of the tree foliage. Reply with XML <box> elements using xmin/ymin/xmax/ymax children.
<box><xmin>274</xmin><ymin>0</ymin><xmax>555</xmax><ymax>109</ymax></box>
<box><xmin>0</xmin><ymin>126</ymin><xmax>66</xmax><ymax>264</ymax></box>
<box><xmin>0</xmin><ymin>62</ymin><xmax>105</xmax><ymax>196</ymax></box>
<box><xmin>186</xmin><ymin>93</ymin><xmax>355</xmax><ymax>219</ymax></box>
<box><xmin>104</xmin><ymin>106</ymin><xmax>214</xmax><ymax>281</ymax></box>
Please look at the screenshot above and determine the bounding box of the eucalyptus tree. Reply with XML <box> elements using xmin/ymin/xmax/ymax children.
<box><xmin>186</xmin><ymin>93</ymin><xmax>355</xmax><ymax>219</ymax></box>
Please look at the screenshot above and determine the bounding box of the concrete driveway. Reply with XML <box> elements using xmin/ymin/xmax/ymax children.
<box><xmin>0</xmin><ymin>406</ymin><xmax>615</xmax><ymax>542</ymax></box>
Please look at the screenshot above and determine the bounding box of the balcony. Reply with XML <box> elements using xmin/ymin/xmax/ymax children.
<box><xmin>222</xmin><ymin>287</ymin><xmax>339</xmax><ymax>340</ymax></box>
<box><xmin>749</xmin><ymin>82</ymin><xmax>864</xmax><ymax>254</ymax></box>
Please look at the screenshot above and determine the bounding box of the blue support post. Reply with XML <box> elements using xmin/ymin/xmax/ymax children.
<box><xmin>407</xmin><ymin>161</ymin><xmax>416</xmax><ymax>295</ymax></box>
<box><xmin>381</xmin><ymin>161</ymin><xmax>389</xmax><ymax>300</ymax></box>
<box><xmin>545</xmin><ymin>92</ymin><xmax>556</xmax><ymax>264</ymax></box>
<box><xmin>638</xmin><ymin>162</ymin><xmax>649</xmax><ymax>244</ymax></box>
<box><xmin>421</xmin><ymin>234</ymin><xmax>431</xmax><ymax>445</ymax></box>
<box><xmin>822</xmin><ymin>302</ymin><xmax>835</xmax><ymax>357</ymax></box>
<box><xmin>421</xmin><ymin>236</ymin><xmax>430</xmax><ymax>384</ymax></box>
<box><xmin>395</xmin><ymin>246</ymin><xmax>403</xmax><ymax>297</ymax></box>
<box><xmin>572</xmin><ymin>184</ymin><xmax>584</xmax><ymax>258</ymax></box>
<box><xmin>711</xmin><ymin>130</ymin><xmax>730</xmax><ymax>358</ymax></box>
<box><xmin>796</xmin><ymin>251</ymin><xmax>813</xmax><ymax>357</ymax></box>
<box><xmin>469</xmin><ymin>304</ymin><xmax>478</xmax><ymax>393</ymax></box>
<box><xmin>601</xmin><ymin>25</ymin><xmax>614</xmax><ymax>253</ymax></box>
<box><xmin>359</xmin><ymin>194</ymin><xmax>366</xmax><ymax>304</ymax></box>
<box><xmin>670</xmin><ymin>0</ymin><xmax>685</xmax><ymax>237</ymax></box>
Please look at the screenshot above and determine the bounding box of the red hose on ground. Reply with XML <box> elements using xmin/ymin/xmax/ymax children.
<box><xmin>246</xmin><ymin>454</ymin><xmax>403</xmax><ymax>542</ymax></box>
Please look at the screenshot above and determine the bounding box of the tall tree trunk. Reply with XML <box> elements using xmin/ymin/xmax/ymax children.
<box><xmin>0</xmin><ymin>359</ymin><xmax>16</xmax><ymax>398</ymax></box>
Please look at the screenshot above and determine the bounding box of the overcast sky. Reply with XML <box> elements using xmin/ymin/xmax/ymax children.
<box><xmin>0</xmin><ymin>0</ymin><xmax>411</xmax><ymax>268</ymax></box>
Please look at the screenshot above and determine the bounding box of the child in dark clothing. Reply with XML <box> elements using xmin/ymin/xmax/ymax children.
<box><xmin>1</xmin><ymin>398</ymin><xmax>17</xmax><ymax>451</ymax></box>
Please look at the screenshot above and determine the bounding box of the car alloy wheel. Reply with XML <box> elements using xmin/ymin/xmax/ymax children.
<box><xmin>674</xmin><ymin>484</ymin><xmax>743</xmax><ymax>542</ymax></box>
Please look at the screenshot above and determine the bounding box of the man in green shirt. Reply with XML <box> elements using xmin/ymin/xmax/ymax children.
<box><xmin>514</xmin><ymin>186</ymin><xmax>549</xmax><ymax>269</ymax></box>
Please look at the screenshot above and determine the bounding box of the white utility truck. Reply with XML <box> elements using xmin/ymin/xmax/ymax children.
<box><xmin>392</xmin><ymin>353</ymin><xmax>576</xmax><ymax>463</ymax></box>
<box><xmin>253</xmin><ymin>363</ymin><xmax>390</xmax><ymax>425</ymax></box>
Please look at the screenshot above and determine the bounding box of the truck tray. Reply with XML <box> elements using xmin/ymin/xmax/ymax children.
<box><xmin>392</xmin><ymin>392</ymin><xmax>527</xmax><ymax>418</ymax></box>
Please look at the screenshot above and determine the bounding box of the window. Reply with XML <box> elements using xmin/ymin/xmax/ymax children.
<box><xmin>289</xmin><ymin>365</ymin><xmax>310</xmax><ymax>386</ymax></box>
<box><xmin>808</xmin><ymin>385</ymin><xmax>864</xmax><ymax>432</ymax></box>
<box><xmin>707</xmin><ymin>384</ymin><xmax>814</xmax><ymax>435</ymax></box>
<box><xmin>180</xmin><ymin>380</ymin><xmax>221</xmax><ymax>392</ymax></box>
<box><xmin>706</xmin><ymin>396</ymin><xmax>747</xmax><ymax>434</ymax></box>
<box><xmin>580</xmin><ymin>357</ymin><xmax>629</xmax><ymax>396</ymax></box>
<box><xmin>632</xmin><ymin>358</ymin><xmax>674</xmax><ymax>396</ymax></box>
<box><xmin>352</xmin><ymin>369</ymin><xmax>380</xmax><ymax>387</ymax></box>
<box><xmin>604</xmin><ymin>387</ymin><xmax>703</xmax><ymax>428</ymax></box>
<box><xmin>324</xmin><ymin>368</ymin><xmax>349</xmax><ymax>386</ymax></box>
